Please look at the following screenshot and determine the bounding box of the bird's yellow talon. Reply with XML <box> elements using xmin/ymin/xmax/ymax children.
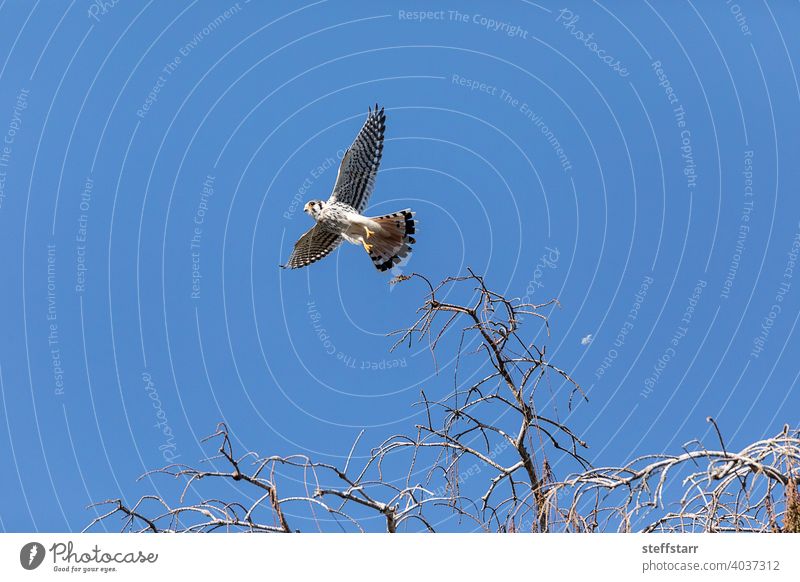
<box><xmin>362</xmin><ymin>242</ymin><xmax>373</xmax><ymax>253</ymax></box>
<box><xmin>364</xmin><ymin>227</ymin><xmax>375</xmax><ymax>239</ymax></box>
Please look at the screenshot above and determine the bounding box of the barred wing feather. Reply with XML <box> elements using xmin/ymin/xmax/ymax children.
<box><xmin>328</xmin><ymin>104</ymin><xmax>386</xmax><ymax>213</ymax></box>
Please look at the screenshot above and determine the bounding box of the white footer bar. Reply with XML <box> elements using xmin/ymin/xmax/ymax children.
<box><xmin>1</xmin><ymin>533</ymin><xmax>796</xmax><ymax>580</ymax></box>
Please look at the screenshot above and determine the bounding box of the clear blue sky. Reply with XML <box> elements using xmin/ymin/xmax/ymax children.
<box><xmin>0</xmin><ymin>0</ymin><xmax>798</xmax><ymax>532</ymax></box>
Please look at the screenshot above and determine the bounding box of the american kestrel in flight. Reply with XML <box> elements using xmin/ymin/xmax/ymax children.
<box><xmin>282</xmin><ymin>104</ymin><xmax>416</xmax><ymax>271</ymax></box>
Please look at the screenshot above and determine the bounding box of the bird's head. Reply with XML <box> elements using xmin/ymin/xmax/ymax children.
<box><xmin>304</xmin><ymin>199</ymin><xmax>325</xmax><ymax>219</ymax></box>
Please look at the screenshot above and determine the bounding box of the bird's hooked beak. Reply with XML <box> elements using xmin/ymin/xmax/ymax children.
<box><xmin>303</xmin><ymin>202</ymin><xmax>311</xmax><ymax>213</ymax></box>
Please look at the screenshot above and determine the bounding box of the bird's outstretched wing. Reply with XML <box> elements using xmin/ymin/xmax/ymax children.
<box><xmin>328</xmin><ymin>104</ymin><xmax>386</xmax><ymax>213</ymax></box>
<box><xmin>282</xmin><ymin>225</ymin><xmax>342</xmax><ymax>269</ymax></box>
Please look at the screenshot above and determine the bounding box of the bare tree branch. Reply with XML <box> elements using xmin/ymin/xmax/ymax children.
<box><xmin>87</xmin><ymin>272</ymin><xmax>800</xmax><ymax>533</ymax></box>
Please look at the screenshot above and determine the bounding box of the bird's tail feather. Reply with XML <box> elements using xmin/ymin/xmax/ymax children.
<box><xmin>367</xmin><ymin>209</ymin><xmax>416</xmax><ymax>272</ymax></box>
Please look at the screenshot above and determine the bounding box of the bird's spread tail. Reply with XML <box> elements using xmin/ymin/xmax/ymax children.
<box><xmin>366</xmin><ymin>210</ymin><xmax>416</xmax><ymax>271</ymax></box>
